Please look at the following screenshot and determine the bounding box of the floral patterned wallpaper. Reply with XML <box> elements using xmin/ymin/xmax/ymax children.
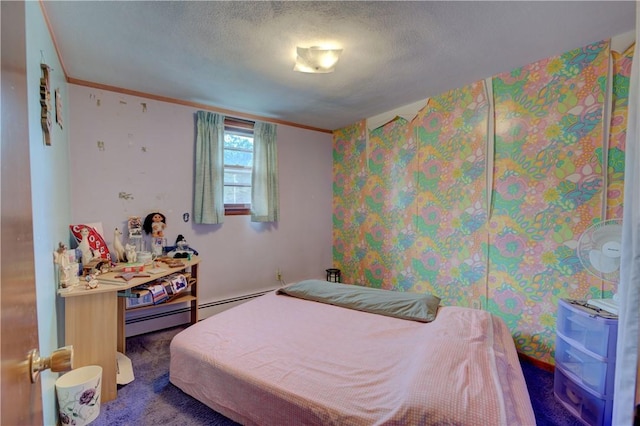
<box><xmin>332</xmin><ymin>40</ymin><xmax>633</xmax><ymax>363</ymax></box>
<box><xmin>608</xmin><ymin>45</ymin><xmax>633</xmax><ymax>221</ymax></box>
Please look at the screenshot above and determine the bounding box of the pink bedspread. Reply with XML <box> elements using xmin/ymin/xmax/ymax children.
<box><xmin>170</xmin><ymin>291</ymin><xmax>535</xmax><ymax>425</ymax></box>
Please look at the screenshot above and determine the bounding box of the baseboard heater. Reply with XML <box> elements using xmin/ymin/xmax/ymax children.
<box><xmin>197</xmin><ymin>289</ymin><xmax>274</xmax><ymax>314</ymax></box>
<box><xmin>125</xmin><ymin>289</ymin><xmax>273</xmax><ymax>337</ymax></box>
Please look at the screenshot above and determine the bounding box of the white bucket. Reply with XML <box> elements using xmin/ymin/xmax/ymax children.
<box><xmin>55</xmin><ymin>365</ymin><xmax>102</xmax><ymax>425</ymax></box>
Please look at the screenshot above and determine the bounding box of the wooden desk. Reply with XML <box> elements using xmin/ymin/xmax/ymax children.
<box><xmin>115</xmin><ymin>260</ymin><xmax>199</xmax><ymax>353</ymax></box>
<box><xmin>58</xmin><ymin>256</ymin><xmax>200</xmax><ymax>402</ymax></box>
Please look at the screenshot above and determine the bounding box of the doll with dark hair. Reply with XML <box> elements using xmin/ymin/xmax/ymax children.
<box><xmin>143</xmin><ymin>212</ymin><xmax>166</xmax><ymax>238</ymax></box>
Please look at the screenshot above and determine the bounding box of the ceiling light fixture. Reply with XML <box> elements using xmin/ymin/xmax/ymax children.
<box><xmin>294</xmin><ymin>46</ymin><xmax>343</xmax><ymax>74</ymax></box>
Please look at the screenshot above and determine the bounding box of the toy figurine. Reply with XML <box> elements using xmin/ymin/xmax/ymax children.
<box><xmin>143</xmin><ymin>212</ymin><xmax>166</xmax><ymax>238</ymax></box>
<box><xmin>84</xmin><ymin>273</ymin><xmax>99</xmax><ymax>289</ymax></box>
<box><xmin>54</xmin><ymin>242</ymin><xmax>72</xmax><ymax>288</ymax></box>
<box><xmin>113</xmin><ymin>227</ymin><xmax>126</xmax><ymax>262</ymax></box>
<box><xmin>78</xmin><ymin>226</ymin><xmax>93</xmax><ymax>265</ymax></box>
<box><xmin>175</xmin><ymin>234</ymin><xmax>188</xmax><ymax>251</ymax></box>
<box><xmin>166</xmin><ymin>234</ymin><xmax>198</xmax><ymax>259</ymax></box>
<box><xmin>125</xmin><ymin>243</ymin><xmax>137</xmax><ymax>263</ymax></box>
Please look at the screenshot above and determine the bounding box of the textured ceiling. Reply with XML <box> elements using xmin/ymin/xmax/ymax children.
<box><xmin>41</xmin><ymin>1</ymin><xmax>635</xmax><ymax>131</ymax></box>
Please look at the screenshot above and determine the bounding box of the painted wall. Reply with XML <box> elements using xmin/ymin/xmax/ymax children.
<box><xmin>67</xmin><ymin>86</ymin><xmax>334</xmax><ymax>318</ymax></box>
<box><xmin>25</xmin><ymin>2</ymin><xmax>72</xmax><ymax>424</ymax></box>
<box><xmin>18</xmin><ymin>3</ymin><xmax>630</xmax><ymax>423</ymax></box>
<box><xmin>333</xmin><ymin>40</ymin><xmax>633</xmax><ymax>363</ymax></box>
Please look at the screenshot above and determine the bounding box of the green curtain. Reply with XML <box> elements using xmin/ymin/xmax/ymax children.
<box><xmin>194</xmin><ymin>111</ymin><xmax>225</xmax><ymax>224</ymax></box>
<box><xmin>251</xmin><ymin>121</ymin><xmax>279</xmax><ymax>222</ymax></box>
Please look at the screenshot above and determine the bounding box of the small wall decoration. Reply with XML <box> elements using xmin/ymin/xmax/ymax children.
<box><xmin>128</xmin><ymin>216</ymin><xmax>142</xmax><ymax>239</ymax></box>
<box><xmin>55</xmin><ymin>88</ymin><xmax>63</xmax><ymax>129</ymax></box>
<box><xmin>40</xmin><ymin>64</ymin><xmax>52</xmax><ymax>145</ymax></box>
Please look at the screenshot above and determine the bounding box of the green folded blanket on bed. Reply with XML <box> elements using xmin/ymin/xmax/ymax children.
<box><xmin>276</xmin><ymin>280</ymin><xmax>440</xmax><ymax>322</ymax></box>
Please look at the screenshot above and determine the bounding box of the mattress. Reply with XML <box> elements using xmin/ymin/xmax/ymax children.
<box><xmin>170</xmin><ymin>289</ymin><xmax>535</xmax><ymax>425</ymax></box>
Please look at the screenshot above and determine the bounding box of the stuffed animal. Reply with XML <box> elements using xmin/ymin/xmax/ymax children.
<box><xmin>113</xmin><ymin>227</ymin><xmax>126</xmax><ymax>262</ymax></box>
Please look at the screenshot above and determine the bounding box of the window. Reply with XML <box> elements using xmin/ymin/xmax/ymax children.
<box><xmin>223</xmin><ymin>119</ymin><xmax>254</xmax><ymax>215</ymax></box>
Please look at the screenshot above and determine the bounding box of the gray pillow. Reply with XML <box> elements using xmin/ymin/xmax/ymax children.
<box><xmin>276</xmin><ymin>280</ymin><xmax>440</xmax><ymax>322</ymax></box>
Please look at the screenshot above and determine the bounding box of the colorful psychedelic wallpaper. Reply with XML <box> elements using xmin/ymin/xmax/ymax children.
<box><xmin>332</xmin><ymin>40</ymin><xmax>634</xmax><ymax>363</ymax></box>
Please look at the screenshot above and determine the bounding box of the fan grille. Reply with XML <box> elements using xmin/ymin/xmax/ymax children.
<box><xmin>577</xmin><ymin>219</ymin><xmax>622</xmax><ymax>283</ymax></box>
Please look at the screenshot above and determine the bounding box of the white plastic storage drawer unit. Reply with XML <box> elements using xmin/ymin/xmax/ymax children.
<box><xmin>554</xmin><ymin>299</ymin><xmax>618</xmax><ymax>426</ymax></box>
<box><xmin>555</xmin><ymin>335</ymin><xmax>614</xmax><ymax>396</ymax></box>
<box><xmin>554</xmin><ymin>367</ymin><xmax>613</xmax><ymax>426</ymax></box>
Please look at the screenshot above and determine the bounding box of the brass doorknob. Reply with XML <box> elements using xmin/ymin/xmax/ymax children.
<box><xmin>28</xmin><ymin>345</ymin><xmax>74</xmax><ymax>383</ymax></box>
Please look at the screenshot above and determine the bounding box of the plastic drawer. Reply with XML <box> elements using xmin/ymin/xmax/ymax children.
<box><xmin>557</xmin><ymin>299</ymin><xmax>617</xmax><ymax>358</ymax></box>
<box><xmin>555</xmin><ymin>335</ymin><xmax>614</xmax><ymax>396</ymax></box>
<box><xmin>554</xmin><ymin>367</ymin><xmax>613</xmax><ymax>426</ymax></box>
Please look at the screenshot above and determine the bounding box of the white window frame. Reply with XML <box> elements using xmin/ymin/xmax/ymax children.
<box><xmin>223</xmin><ymin>119</ymin><xmax>254</xmax><ymax>215</ymax></box>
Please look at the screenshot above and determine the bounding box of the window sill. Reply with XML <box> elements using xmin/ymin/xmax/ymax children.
<box><xmin>225</xmin><ymin>208</ymin><xmax>250</xmax><ymax>216</ymax></box>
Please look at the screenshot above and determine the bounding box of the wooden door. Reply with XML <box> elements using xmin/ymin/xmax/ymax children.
<box><xmin>1</xmin><ymin>1</ymin><xmax>43</xmax><ymax>424</ymax></box>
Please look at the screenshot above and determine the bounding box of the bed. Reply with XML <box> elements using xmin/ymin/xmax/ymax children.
<box><xmin>170</xmin><ymin>280</ymin><xmax>535</xmax><ymax>425</ymax></box>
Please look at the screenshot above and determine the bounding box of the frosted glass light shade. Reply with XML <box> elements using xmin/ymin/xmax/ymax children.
<box><xmin>294</xmin><ymin>46</ymin><xmax>343</xmax><ymax>73</ymax></box>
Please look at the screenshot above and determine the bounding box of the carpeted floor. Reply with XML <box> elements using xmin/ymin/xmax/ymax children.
<box><xmin>91</xmin><ymin>325</ymin><xmax>583</xmax><ymax>426</ymax></box>
<box><xmin>520</xmin><ymin>360</ymin><xmax>583</xmax><ymax>426</ymax></box>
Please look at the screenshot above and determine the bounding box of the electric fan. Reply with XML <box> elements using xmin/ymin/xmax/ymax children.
<box><xmin>576</xmin><ymin>219</ymin><xmax>623</xmax><ymax>314</ymax></box>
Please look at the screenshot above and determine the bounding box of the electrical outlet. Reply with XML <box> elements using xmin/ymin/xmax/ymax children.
<box><xmin>276</xmin><ymin>269</ymin><xmax>282</xmax><ymax>282</ymax></box>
